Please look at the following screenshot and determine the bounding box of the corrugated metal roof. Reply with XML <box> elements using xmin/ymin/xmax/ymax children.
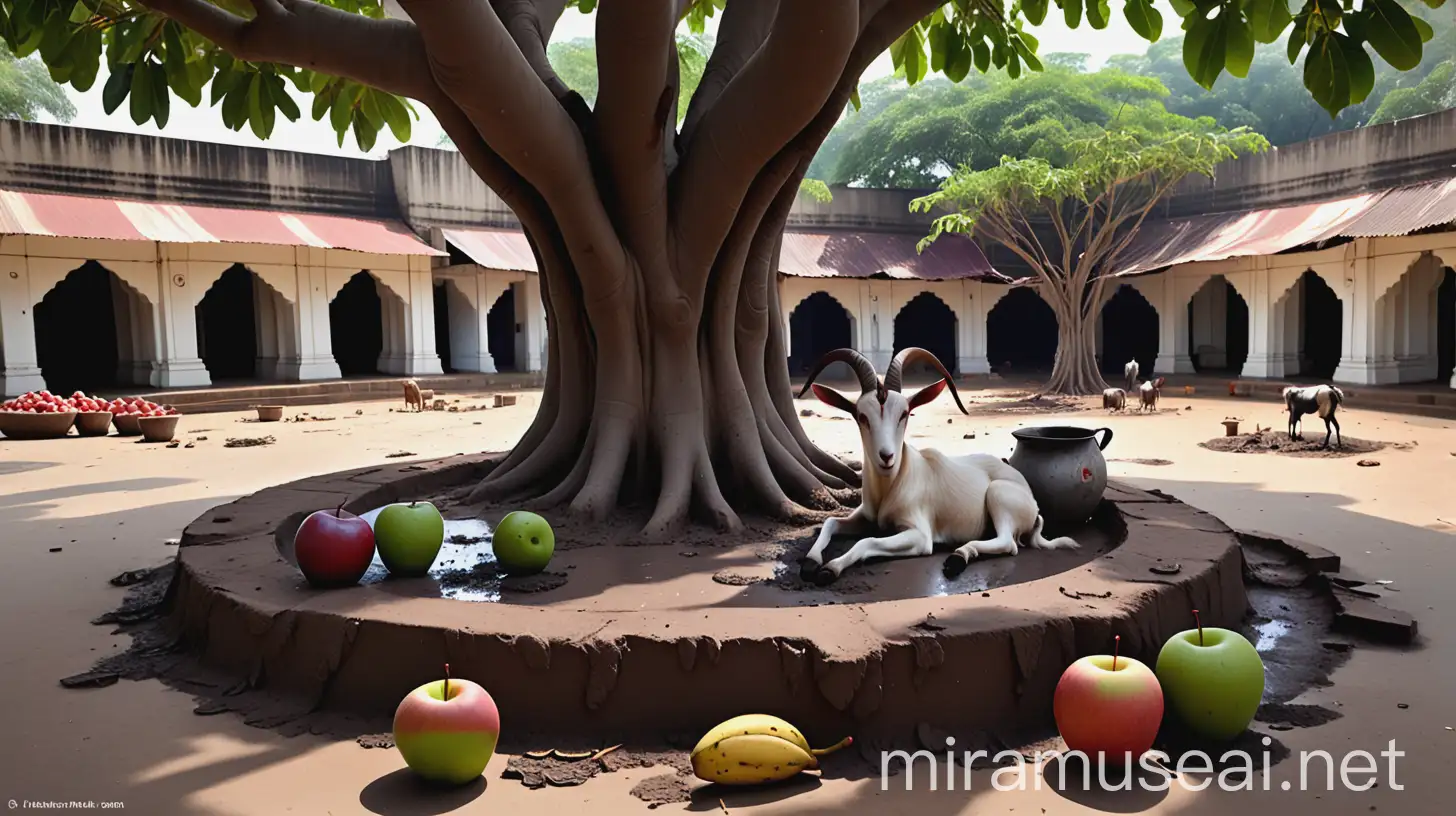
<box><xmin>1118</xmin><ymin>175</ymin><xmax>1456</xmax><ymax>275</ymax></box>
<box><xmin>779</xmin><ymin>230</ymin><xmax>1001</xmax><ymax>281</ymax></box>
<box><xmin>443</xmin><ymin>226</ymin><xmax>1003</xmax><ymax>281</ymax></box>
<box><xmin>1316</xmin><ymin>176</ymin><xmax>1456</xmax><ymax>238</ymax></box>
<box><xmin>441</xmin><ymin>227</ymin><xmax>538</xmax><ymax>272</ymax></box>
<box><xmin>0</xmin><ymin>188</ymin><xmax>441</xmax><ymax>256</ymax></box>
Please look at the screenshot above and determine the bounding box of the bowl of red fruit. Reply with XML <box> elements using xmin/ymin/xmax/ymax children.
<box><xmin>62</xmin><ymin>392</ymin><xmax>115</xmax><ymax>436</ymax></box>
<box><xmin>107</xmin><ymin>397</ymin><xmax>177</xmax><ymax>437</ymax></box>
<box><xmin>0</xmin><ymin>391</ymin><xmax>80</xmax><ymax>440</ymax></box>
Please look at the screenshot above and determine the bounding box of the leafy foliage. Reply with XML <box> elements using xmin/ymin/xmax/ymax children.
<box><xmin>821</xmin><ymin>69</ymin><xmax>1217</xmax><ymax>188</ymax></box>
<box><xmin>911</xmin><ymin>127</ymin><xmax>1269</xmax><ymax>394</ymax></box>
<box><xmin>1</xmin><ymin>0</ymin><xmax>1446</xmax><ymax>153</ymax></box>
<box><xmin>1</xmin><ymin>39</ymin><xmax>76</xmax><ymax>121</ymax></box>
<box><xmin>546</xmin><ymin>33</ymin><xmax>712</xmax><ymax>123</ymax></box>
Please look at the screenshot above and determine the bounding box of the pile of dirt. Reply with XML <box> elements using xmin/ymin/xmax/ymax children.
<box><xmin>1200</xmin><ymin>431</ymin><xmax>1384</xmax><ymax>458</ymax></box>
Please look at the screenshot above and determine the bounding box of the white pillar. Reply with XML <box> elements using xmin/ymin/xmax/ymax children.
<box><xmin>863</xmin><ymin>279</ymin><xmax>893</xmax><ymax>371</ymax></box>
<box><xmin>277</xmin><ymin>250</ymin><xmax>341</xmax><ymax>381</ymax></box>
<box><xmin>1241</xmin><ymin>264</ymin><xmax>1286</xmax><ymax>379</ymax></box>
<box><xmin>254</xmin><ymin>275</ymin><xmax>280</xmax><ymax>380</ymax></box>
<box><xmin>1154</xmin><ymin>272</ymin><xmax>1195</xmax><ymax>375</ymax></box>
<box><xmin>1334</xmin><ymin>247</ymin><xmax>1400</xmax><ymax>385</ymax></box>
<box><xmin>0</xmin><ymin>253</ymin><xmax>46</xmax><ymax>397</ymax></box>
<box><xmin>514</xmin><ymin>274</ymin><xmax>544</xmax><ymax>373</ymax></box>
<box><xmin>394</xmin><ymin>261</ymin><xmax>444</xmax><ymax>376</ymax></box>
<box><xmin>149</xmin><ymin>255</ymin><xmax>211</xmax><ymax>389</ymax></box>
<box><xmin>955</xmin><ymin>280</ymin><xmax>994</xmax><ymax>375</ymax></box>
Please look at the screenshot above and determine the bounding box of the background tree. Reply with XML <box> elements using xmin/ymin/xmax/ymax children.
<box><xmin>1</xmin><ymin>41</ymin><xmax>76</xmax><ymax>121</ymax></box>
<box><xmin>824</xmin><ymin>68</ymin><xmax>1214</xmax><ymax>188</ymax></box>
<box><xmin>914</xmin><ymin>128</ymin><xmax>1270</xmax><ymax>395</ymax></box>
<box><xmin>2</xmin><ymin>0</ymin><xmax>1444</xmax><ymax>536</ymax></box>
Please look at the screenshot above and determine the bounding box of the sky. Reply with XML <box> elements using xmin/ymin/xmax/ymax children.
<box><xmin>47</xmin><ymin>5</ymin><xmax>1165</xmax><ymax>159</ymax></box>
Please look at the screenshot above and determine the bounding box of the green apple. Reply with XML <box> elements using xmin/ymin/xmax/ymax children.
<box><xmin>1155</xmin><ymin>623</ymin><xmax>1265</xmax><ymax>742</ymax></box>
<box><xmin>374</xmin><ymin>501</ymin><xmax>445</xmax><ymax>577</ymax></box>
<box><xmin>491</xmin><ymin>511</ymin><xmax>555</xmax><ymax>576</ymax></box>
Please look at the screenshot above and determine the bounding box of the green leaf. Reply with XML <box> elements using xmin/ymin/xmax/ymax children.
<box><xmin>1303</xmin><ymin>30</ymin><xmax>1351</xmax><ymax>116</ymax></box>
<box><xmin>68</xmin><ymin>1</ymin><xmax>92</xmax><ymax>25</ymax></box>
<box><xmin>1025</xmin><ymin>0</ymin><xmax>1049</xmax><ymax>26</ymax></box>
<box><xmin>311</xmin><ymin>87</ymin><xmax>333</xmax><ymax>121</ymax></box>
<box><xmin>1247</xmin><ymin>0</ymin><xmax>1293</xmax><ymax>44</ymax></box>
<box><xmin>150</xmin><ymin>61</ymin><xmax>170</xmax><ymax>127</ymax></box>
<box><xmin>211</xmin><ymin>67</ymin><xmax>239</xmax><ymax>106</ymax></box>
<box><xmin>1360</xmin><ymin>0</ymin><xmax>1423</xmax><ymax>71</ymax></box>
<box><xmin>1339</xmin><ymin>34</ymin><xmax>1376</xmax><ymax>105</ymax></box>
<box><xmin>1012</xmin><ymin>36</ymin><xmax>1044</xmax><ymax>73</ymax></box>
<box><xmin>929</xmin><ymin>20</ymin><xmax>948</xmax><ymax>73</ymax></box>
<box><xmin>849</xmin><ymin>85</ymin><xmax>861</xmax><ymax>111</ymax></box>
<box><xmin>1123</xmin><ymin>0</ymin><xmax>1163</xmax><ymax>42</ymax></box>
<box><xmin>246</xmin><ymin>73</ymin><xmax>272</xmax><ymax>139</ymax></box>
<box><xmin>352</xmin><ymin>113</ymin><xmax>377</xmax><ymax>152</ymax></box>
<box><xmin>1087</xmin><ymin>0</ymin><xmax>1111</xmax><ymax>30</ymax></box>
<box><xmin>1225</xmin><ymin>14</ymin><xmax>1256</xmax><ymax>78</ymax></box>
<box><xmin>972</xmin><ymin>40</ymin><xmax>990</xmax><ymax>73</ymax></box>
<box><xmin>266</xmin><ymin>76</ymin><xmax>300</xmax><ymax>121</ymax></box>
<box><xmin>309</xmin><ymin>71</ymin><xmax>331</xmax><ymax>95</ymax></box>
<box><xmin>1411</xmin><ymin>15</ymin><xmax>1433</xmax><ymax>44</ymax></box>
<box><xmin>1168</xmin><ymin>0</ymin><xmax>1196</xmax><ymax>15</ymax></box>
<box><xmin>1064</xmin><ymin>0</ymin><xmax>1084</xmax><ymax>29</ymax></box>
<box><xmin>129</xmin><ymin>61</ymin><xmax>153</xmax><ymax>126</ymax></box>
<box><xmin>1287</xmin><ymin>13</ymin><xmax>1308</xmax><ymax>64</ymax></box>
<box><xmin>102</xmin><ymin>63</ymin><xmax>134</xmax><ymax>115</ymax></box>
<box><xmin>68</xmin><ymin>29</ymin><xmax>101</xmax><ymax>93</ymax></box>
<box><xmin>377</xmin><ymin>93</ymin><xmax>413</xmax><ymax>142</ymax></box>
<box><xmin>221</xmin><ymin>76</ymin><xmax>250</xmax><ymax>131</ymax></box>
<box><xmin>945</xmin><ymin>35</ymin><xmax>973</xmax><ymax>82</ymax></box>
<box><xmin>330</xmin><ymin>84</ymin><xmax>361</xmax><ymax>137</ymax></box>
<box><xmin>1182</xmin><ymin>13</ymin><xmax>1225</xmax><ymax>89</ymax></box>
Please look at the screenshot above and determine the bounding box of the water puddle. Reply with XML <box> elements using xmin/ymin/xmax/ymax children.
<box><xmin>355</xmin><ymin>507</ymin><xmax>503</xmax><ymax>602</ymax></box>
<box><xmin>1253</xmin><ymin>617</ymin><xmax>1293</xmax><ymax>653</ymax></box>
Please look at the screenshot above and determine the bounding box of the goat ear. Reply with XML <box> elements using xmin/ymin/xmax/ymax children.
<box><xmin>810</xmin><ymin>384</ymin><xmax>858</xmax><ymax>415</ymax></box>
<box><xmin>908</xmin><ymin>379</ymin><xmax>948</xmax><ymax>412</ymax></box>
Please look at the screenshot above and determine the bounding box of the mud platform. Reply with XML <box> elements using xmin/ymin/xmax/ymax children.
<box><xmin>170</xmin><ymin>455</ymin><xmax>1247</xmax><ymax>742</ymax></box>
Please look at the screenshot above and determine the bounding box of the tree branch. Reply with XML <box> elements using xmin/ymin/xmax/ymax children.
<box><xmin>139</xmin><ymin>0</ymin><xmax>438</xmax><ymax>100</ymax></box>
<box><xmin>678</xmin><ymin>0</ymin><xmax>778</xmax><ymax>146</ymax></box>
<box><xmin>494</xmin><ymin>0</ymin><xmax>571</xmax><ymax>98</ymax></box>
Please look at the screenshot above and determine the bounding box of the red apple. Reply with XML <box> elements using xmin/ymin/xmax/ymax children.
<box><xmin>293</xmin><ymin>503</ymin><xmax>376</xmax><ymax>588</ymax></box>
<box><xmin>1053</xmin><ymin>637</ymin><xmax>1164</xmax><ymax>763</ymax></box>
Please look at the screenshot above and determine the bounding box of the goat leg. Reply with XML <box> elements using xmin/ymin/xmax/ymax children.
<box><xmin>818</xmin><ymin>527</ymin><xmax>932</xmax><ymax>586</ymax></box>
<box><xmin>1331</xmin><ymin>414</ymin><xmax>1342</xmax><ymax>448</ymax></box>
<box><xmin>800</xmin><ymin>508</ymin><xmax>874</xmax><ymax>581</ymax></box>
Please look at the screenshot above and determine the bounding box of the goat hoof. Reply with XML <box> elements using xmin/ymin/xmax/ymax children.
<box><xmin>798</xmin><ymin>558</ymin><xmax>822</xmax><ymax>582</ymax></box>
<box><xmin>813</xmin><ymin>568</ymin><xmax>838</xmax><ymax>587</ymax></box>
<box><xmin>942</xmin><ymin>553</ymin><xmax>968</xmax><ymax>578</ymax></box>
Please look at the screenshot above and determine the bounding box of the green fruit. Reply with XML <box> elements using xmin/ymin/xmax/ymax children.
<box><xmin>491</xmin><ymin>511</ymin><xmax>554</xmax><ymax>576</ymax></box>
<box><xmin>374</xmin><ymin>501</ymin><xmax>445</xmax><ymax>577</ymax></box>
<box><xmin>1155</xmin><ymin>627</ymin><xmax>1265</xmax><ymax>742</ymax></box>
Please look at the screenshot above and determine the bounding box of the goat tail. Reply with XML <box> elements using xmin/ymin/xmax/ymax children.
<box><xmin>1028</xmin><ymin>515</ymin><xmax>1080</xmax><ymax>550</ymax></box>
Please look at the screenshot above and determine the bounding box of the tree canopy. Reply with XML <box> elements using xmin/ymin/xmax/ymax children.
<box><xmin>913</xmin><ymin>127</ymin><xmax>1270</xmax><ymax>394</ymax></box>
<box><xmin>1</xmin><ymin>40</ymin><xmax>75</xmax><ymax>121</ymax></box>
<box><xmin>821</xmin><ymin>69</ymin><xmax>1217</xmax><ymax>188</ymax></box>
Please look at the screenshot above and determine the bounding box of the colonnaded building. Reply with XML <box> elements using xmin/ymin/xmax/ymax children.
<box><xmin>1</xmin><ymin>110</ymin><xmax>1453</xmax><ymax>399</ymax></box>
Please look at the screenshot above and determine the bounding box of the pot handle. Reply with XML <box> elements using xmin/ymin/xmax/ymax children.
<box><xmin>1093</xmin><ymin>427</ymin><xmax>1114</xmax><ymax>451</ymax></box>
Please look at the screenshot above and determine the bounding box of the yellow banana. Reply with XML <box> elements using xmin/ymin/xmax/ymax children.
<box><xmin>690</xmin><ymin>714</ymin><xmax>854</xmax><ymax>785</ymax></box>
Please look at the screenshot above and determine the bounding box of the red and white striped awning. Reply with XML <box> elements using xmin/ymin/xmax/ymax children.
<box><xmin>0</xmin><ymin>188</ymin><xmax>442</xmax><ymax>256</ymax></box>
<box><xmin>441</xmin><ymin>227</ymin><xmax>538</xmax><ymax>272</ymax></box>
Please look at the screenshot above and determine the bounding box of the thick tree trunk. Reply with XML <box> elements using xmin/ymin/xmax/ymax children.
<box><xmin>1042</xmin><ymin>303</ymin><xmax>1109</xmax><ymax>396</ymax></box>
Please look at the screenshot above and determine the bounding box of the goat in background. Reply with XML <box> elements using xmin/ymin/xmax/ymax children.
<box><xmin>402</xmin><ymin>379</ymin><xmax>423</xmax><ymax>412</ymax></box>
<box><xmin>797</xmin><ymin>348</ymin><xmax>1078</xmax><ymax>585</ymax></box>
<box><xmin>1124</xmin><ymin>359</ymin><xmax>1140</xmax><ymax>393</ymax></box>
<box><xmin>1102</xmin><ymin>388</ymin><xmax>1127</xmax><ymax>412</ymax></box>
<box><xmin>1138</xmin><ymin>377</ymin><xmax>1166</xmax><ymax>412</ymax></box>
<box><xmin>1283</xmin><ymin>384</ymin><xmax>1344</xmax><ymax>448</ymax></box>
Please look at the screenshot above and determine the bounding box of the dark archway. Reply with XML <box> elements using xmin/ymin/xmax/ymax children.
<box><xmin>196</xmin><ymin>265</ymin><xmax>258</xmax><ymax>381</ymax></box>
<box><xmin>487</xmin><ymin>285</ymin><xmax>517</xmax><ymax>372</ymax></box>
<box><xmin>433</xmin><ymin>282</ymin><xmax>455</xmax><ymax>374</ymax></box>
<box><xmin>1438</xmin><ymin>267</ymin><xmax>1454</xmax><ymax>385</ymax></box>
<box><xmin>1299</xmin><ymin>270</ymin><xmax>1342</xmax><ymax>380</ymax></box>
<box><xmin>1187</xmin><ymin>277</ymin><xmax>1250</xmax><ymax>374</ymax></box>
<box><xmin>893</xmin><ymin>292</ymin><xmax>957</xmax><ymax>376</ymax></box>
<box><xmin>330</xmin><ymin>271</ymin><xmax>384</xmax><ymax>377</ymax></box>
<box><xmin>788</xmin><ymin>292</ymin><xmax>853</xmax><ymax>376</ymax></box>
<box><xmin>987</xmin><ymin>286</ymin><xmax>1057</xmax><ymax>374</ymax></box>
<box><xmin>34</xmin><ymin>262</ymin><xmax>124</xmax><ymax>394</ymax></box>
<box><xmin>1099</xmin><ymin>285</ymin><xmax>1159</xmax><ymax>378</ymax></box>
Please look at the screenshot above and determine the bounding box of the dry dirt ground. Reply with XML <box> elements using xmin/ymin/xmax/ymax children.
<box><xmin>1</xmin><ymin>388</ymin><xmax>1453</xmax><ymax>815</ymax></box>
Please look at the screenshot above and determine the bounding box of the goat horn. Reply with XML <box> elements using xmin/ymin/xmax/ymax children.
<box><xmin>885</xmin><ymin>347</ymin><xmax>969</xmax><ymax>414</ymax></box>
<box><xmin>796</xmin><ymin>348</ymin><xmax>880</xmax><ymax>398</ymax></box>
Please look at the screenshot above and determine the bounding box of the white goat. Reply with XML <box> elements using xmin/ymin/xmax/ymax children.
<box><xmin>1138</xmin><ymin>377</ymin><xmax>1165</xmax><ymax>412</ymax></box>
<box><xmin>1102</xmin><ymin>388</ymin><xmax>1127</xmax><ymax>412</ymax></box>
<box><xmin>1124</xmin><ymin>359</ymin><xmax>1140</xmax><ymax>393</ymax></box>
<box><xmin>1283</xmin><ymin>384</ymin><xmax>1344</xmax><ymax>448</ymax></box>
<box><xmin>797</xmin><ymin>348</ymin><xmax>1078</xmax><ymax>585</ymax></box>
